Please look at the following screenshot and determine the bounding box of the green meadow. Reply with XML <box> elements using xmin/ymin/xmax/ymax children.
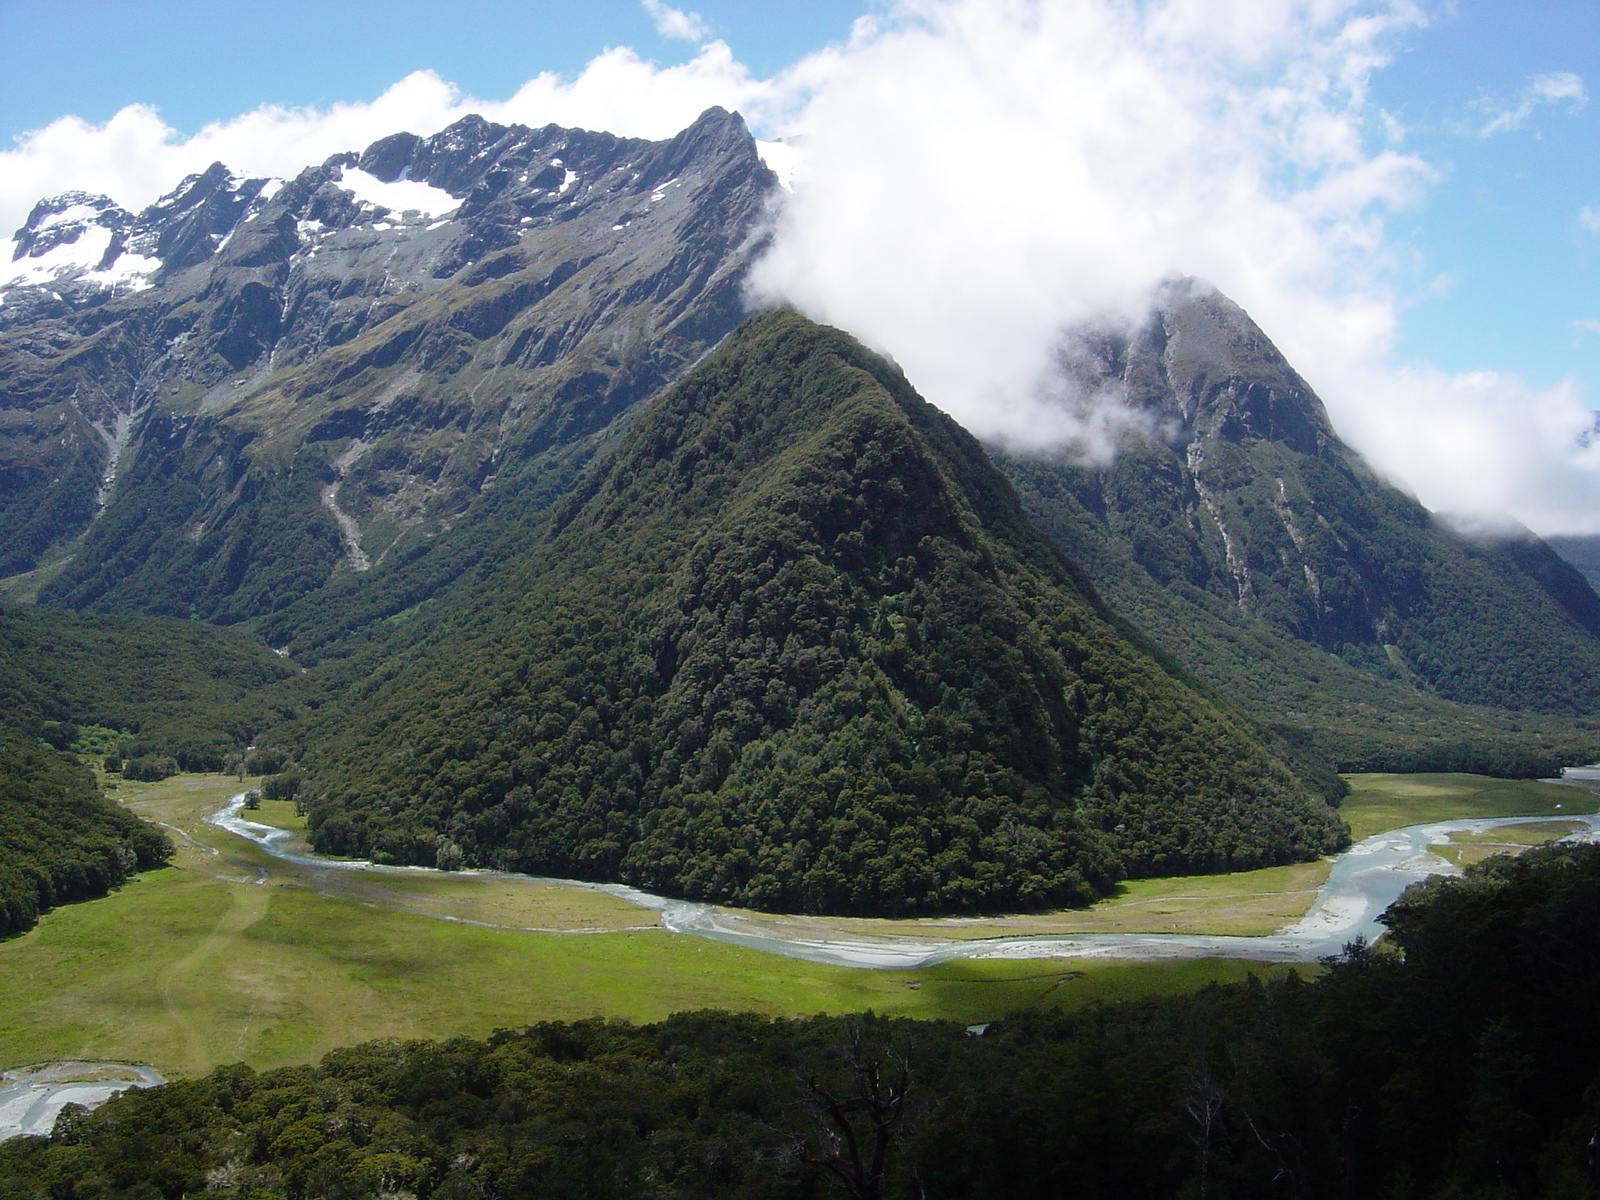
<box><xmin>1339</xmin><ymin>771</ymin><xmax>1594</xmax><ymax>839</ymax></box>
<box><xmin>0</xmin><ymin>770</ymin><xmax>1591</xmax><ymax>1079</ymax></box>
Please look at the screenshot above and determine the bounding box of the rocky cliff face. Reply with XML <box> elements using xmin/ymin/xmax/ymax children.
<box><xmin>1003</xmin><ymin>278</ymin><xmax>1600</xmax><ymax>720</ymax></box>
<box><xmin>0</xmin><ymin>107</ymin><xmax>777</xmax><ymax>621</ymax></box>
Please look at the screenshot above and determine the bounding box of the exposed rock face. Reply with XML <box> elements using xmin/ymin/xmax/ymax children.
<box><xmin>0</xmin><ymin>107</ymin><xmax>776</xmax><ymax>620</ymax></box>
<box><xmin>1002</xmin><ymin>278</ymin><xmax>1600</xmax><ymax>720</ymax></box>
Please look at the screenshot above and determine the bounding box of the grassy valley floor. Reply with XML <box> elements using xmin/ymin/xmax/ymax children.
<box><xmin>0</xmin><ymin>770</ymin><xmax>1591</xmax><ymax>1079</ymax></box>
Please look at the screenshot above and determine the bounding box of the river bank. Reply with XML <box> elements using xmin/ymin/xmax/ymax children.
<box><xmin>206</xmin><ymin>786</ymin><xmax>1600</xmax><ymax>969</ymax></box>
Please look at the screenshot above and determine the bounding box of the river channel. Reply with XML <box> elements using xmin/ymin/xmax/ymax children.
<box><xmin>206</xmin><ymin>788</ymin><xmax>1600</xmax><ymax>970</ymax></box>
<box><xmin>0</xmin><ymin>1063</ymin><xmax>163</xmax><ymax>1143</ymax></box>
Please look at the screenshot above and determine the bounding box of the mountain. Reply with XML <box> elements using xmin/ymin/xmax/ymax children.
<box><xmin>283</xmin><ymin>310</ymin><xmax>1346</xmax><ymax>915</ymax></box>
<box><xmin>1548</xmin><ymin>534</ymin><xmax>1600</xmax><ymax>595</ymax></box>
<box><xmin>0</xmin><ymin>107</ymin><xmax>776</xmax><ymax>623</ymax></box>
<box><xmin>2</xmin><ymin>110</ymin><xmax>1594</xmax><ymax>921</ymax></box>
<box><xmin>997</xmin><ymin>279</ymin><xmax>1600</xmax><ymax>774</ymax></box>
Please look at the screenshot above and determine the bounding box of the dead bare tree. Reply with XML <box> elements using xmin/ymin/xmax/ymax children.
<box><xmin>793</xmin><ymin>1025</ymin><xmax>916</xmax><ymax>1200</ymax></box>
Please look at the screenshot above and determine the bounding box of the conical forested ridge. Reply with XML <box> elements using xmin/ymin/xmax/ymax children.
<box><xmin>300</xmin><ymin>310</ymin><xmax>1345</xmax><ymax>915</ymax></box>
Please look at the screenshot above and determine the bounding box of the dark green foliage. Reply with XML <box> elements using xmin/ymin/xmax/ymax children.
<box><xmin>999</xmin><ymin>452</ymin><xmax>1600</xmax><ymax>780</ymax></box>
<box><xmin>7</xmin><ymin>844</ymin><xmax>1600</xmax><ymax>1198</ymax></box>
<box><xmin>261</xmin><ymin>773</ymin><xmax>302</xmax><ymax>802</ymax></box>
<box><xmin>0</xmin><ymin>729</ymin><xmax>171</xmax><ymax>937</ymax></box>
<box><xmin>244</xmin><ymin>749</ymin><xmax>288</xmax><ymax>776</ymax></box>
<box><xmin>120</xmin><ymin>755</ymin><xmax>178</xmax><ymax>782</ymax></box>
<box><xmin>249</xmin><ymin>437</ymin><xmax>597</xmax><ymax>666</ymax></box>
<box><xmin>0</xmin><ymin>401</ymin><xmax>104</xmax><ymax>579</ymax></box>
<box><xmin>0</xmin><ymin>603</ymin><xmax>289</xmax><ymax>935</ymax></box>
<box><xmin>0</xmin><ymin>604</ymin><xmax>295</xmax><ymax>769</ymax></box>
<box><xmin>1549</xmin><ymin>533</ymin><xmax>1600</xmax><ymax>594</ymax></box>
<box><xmin>36</xmin><ymin>419</ymin><xmax>346</xmax><ymax>624</ymax></box>
<box><xmin>296</xmin><ymin>312</ymin><xmax>1343</xmax><ymax>915</ymax></box>
<box><xmin>992</xmin><ymin>283</ymin><xmax>1600</xmax><ymax>780</ymax></box>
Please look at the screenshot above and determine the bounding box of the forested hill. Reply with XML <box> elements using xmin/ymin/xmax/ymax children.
<box><xmin>998</xmin><ymin>279</ymin><xmax>1600</xmax><ymax>775</ymax></box>
<box><xmin>0</xmin><ymin>605</ymin><xmax>295</xmax><ymax>767</ymax></box>
<box><xmin>290</xmin><ymin>310</ymin><xmax>1344</xmax><ymax>915</ymax></box>
<box><xmin>0</xmin><ymin>606</ymin><xmax>295</xmax><ymax>937</ymax></box>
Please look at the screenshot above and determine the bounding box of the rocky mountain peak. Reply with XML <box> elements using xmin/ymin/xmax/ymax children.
<box><xmin>0</xmin><ymin>106</ymin><xmax>779</xmax><ymax>622</ymax></box>
<box><xmin>1143</xmin><ymin>278</ymin><xmax>1338</xmax><ymax>459</ymax></box>
<box><xmin>1053</xmin><ymin>277</ymin><xmax>1342</xmax><ymax>463</ymax></box>
<box><xmin>10</xmin><ymin>191</ymin><xmax>131</xmax><ymax>261</ymax></box>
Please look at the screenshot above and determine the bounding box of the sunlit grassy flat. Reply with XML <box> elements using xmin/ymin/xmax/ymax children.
<box><xmin>0</xmin><ymin>770</ymin><xmax>1590</xmax><ymax>1078</ymax></box>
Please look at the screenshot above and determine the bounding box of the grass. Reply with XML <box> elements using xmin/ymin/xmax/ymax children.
<box><xmin>0</xmin><ymin>773</ymin><xmax>1284</xmax><ymax>1078</ymax></box>
<box><xmin>1338</xmin><ymin>773</ymin><xmax>1597</xmax><ymax>841</ymax></box>
<box><xmin>1430</xmin><ymin>821</ymin><xmax>1590</xmax><ymax>868</ymax></box>
<box><xmin>701</xmin><ymin>859</ymin><xmax>1332</xmax><ymax>946</ymax></box>
<box><xmin>2</xmin><ymin>769</ymin><xmax>1587</xmax><ymax>1079</ymax></box>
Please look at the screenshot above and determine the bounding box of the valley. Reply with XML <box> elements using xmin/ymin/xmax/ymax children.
<box><xmin>0</xmin><ymin>769</ymin><xmax>1588</xmax><ymax>1082</ymax></box>
<box><xmin>3</xmin><ymin>98</ymin><xmax>1600</xmax><ymax>1195</ymax></box>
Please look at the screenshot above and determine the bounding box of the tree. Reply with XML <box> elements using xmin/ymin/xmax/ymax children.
<box><xmin>794</xmin><ymin>1025</ymin><xmax>918</xmax><ymax>1200</ymax></box>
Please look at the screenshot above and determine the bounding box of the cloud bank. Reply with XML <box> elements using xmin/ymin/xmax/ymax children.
<box><xmin>5</xmin><ymin>0</ymin><xmax>1600</xmax><ymax>534</ymax></box>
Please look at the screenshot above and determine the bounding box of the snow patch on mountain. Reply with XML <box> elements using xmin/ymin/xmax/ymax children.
<box><xmin>336</xmin><ymin>167</ymin><xmax>457</xmax><ymax>219</ymax></box>
<box><xmin>5</xmin><ymin>226</ymin><xmax>114</xmax><ymax>286</ymax></box>
<box><xmin>85</xmin><ymin>249</ymin><xmax>162</xmax><ymax>291</ymax></box>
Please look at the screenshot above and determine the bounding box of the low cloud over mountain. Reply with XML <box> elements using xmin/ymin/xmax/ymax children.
<box><xmin>6</xmin><ymin>0</ymin><xmax>1600</xmax><ymax>533</ymax></box>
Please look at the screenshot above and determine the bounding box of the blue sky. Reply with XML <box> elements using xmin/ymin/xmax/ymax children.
<box><xmin>1</xmin><ymin>0</ymin><xmax>1598</xmax><ymax>530</ymax></box>
<box><xmin>1364</xmin><ymin>1</ymin><xmax>1599</xmax><ymax>400</ymax></box>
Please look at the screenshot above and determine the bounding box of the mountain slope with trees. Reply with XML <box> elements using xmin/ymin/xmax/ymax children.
<box><xmin>290</xmin><ymin>311</ymin><xmax>1344</xmax><ymax>915</ymax></box>
<box><xmin>997</xmin><ymin>279</ymin><xmax>1600</xmax><ymax>774</ymax></box>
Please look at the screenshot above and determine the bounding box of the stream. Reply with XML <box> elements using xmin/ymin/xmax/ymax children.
<box><xmin>0</xmin><ymin>1063</ymin><xmax>163</xmax><ymax>1143</ymax></box>
<box><xmin>6</xmin><ymin>788</ymin><xmax>1593</xmax><ymax>1141</ymax></box>
<box><xmin>205</xmin><ymin>788</ymin><xmax>1600</xmax><ymax>970</ymax></box>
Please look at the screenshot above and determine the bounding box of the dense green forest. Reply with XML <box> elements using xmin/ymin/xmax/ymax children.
<box><xmin>0</xmin><ymin>606</ymin><xmax>295</xmax><ymax>770</ymax></box>
<box><xmin>4</xmin><ymin>841</ymin><xmax>1597</xmax><ymax>1198</ymax></box>
<box><xmin>0</xmin><ymin>730</ymin><xmax>170</xmax><ymax>937</ymax></box>
<box><xmin>1003</xmin><ymin>452</ymin><xmax>1600</xmax><ymax>777</ymax></box>
<box><xmin>0</xmin><ymin>605</ymin><xmax>293</xmax><ymax>935</ymax></box>
<box><xmin>283</xmin><ymin>312</ymin><xmax>1344</xmax><ymax>915</ymax></box>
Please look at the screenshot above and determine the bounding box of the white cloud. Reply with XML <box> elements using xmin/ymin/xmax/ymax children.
<box><xmin>6</xmin><ymin>0</ymin><xmax>1600</xmax><ymax>534</ymax></box>
<box><xmin>752</xmin><ymin>1</ymin><xmax>1433</xmax><ymax>455</ymax></box>
<box><xmin>1</xmin><ymin>46</ymin><xmax>789</xmax><ymax>244</ymax></box>
<box><xmin>748</xmin><ymin>0</ymin><xmax>1600</xmax><ymax>534</ymax></box>
<box><xmin>1580</xmin><ymin>206</ymin><xmax>1600</xmax><ymax>234</ymax></box>
<box><xmin>1476</xmin><ymin>70</ymin><xmax>1587</xmax><ymax>137</ymax></box>
<box><xmin>1577</xmin><ymin>319</ymin><xmax>1600</xmax><ymax>337</ymax></box>
<box><xmin>642</xmin><ymin>0</ymin><xmax>710</xmax><ymax>43</ymax></box>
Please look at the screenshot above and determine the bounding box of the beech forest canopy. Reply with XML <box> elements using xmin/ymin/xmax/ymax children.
<box><xmin>0</xmin><ymin>607</ymin><xmax>293</xmax><ymax>936</ymax></box>
<box><xmin>281</xmin><ymin>312</ymin><xmax>1345</xmax><ymax>915</ymax></box>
